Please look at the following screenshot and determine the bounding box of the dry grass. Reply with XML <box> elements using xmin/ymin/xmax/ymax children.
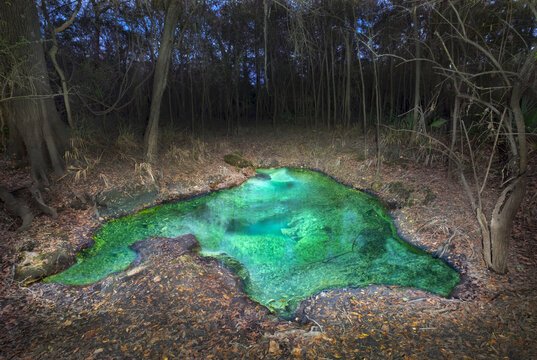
<box><xmin>165</xmin><ymin>136</ymin><xmax>209</xmax><ymax>163</ymax></box>
<box><xmin>134</xmin><ymin>162</ymin><xmax>157</xmax><ymax>184</ymax></box>
<box><xmin>64</xmin><ymin>133</ymin><xmax>102</xmax><ymax>182</ymax></box>
<box><xmin>115</xmin><ymin>127</ymin><xmax>138</xmax><ymax>160</ymax></box>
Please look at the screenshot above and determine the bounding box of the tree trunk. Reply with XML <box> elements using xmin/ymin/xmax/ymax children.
<box><xmin>42</xmin><ymin>0</ymin><xmax>82</xmax><ymax>130</ymax></box>
<box><xmin>483</xmin><ymin>175</ymin><xmax>526</xmax><ymax>273</ymax></box>
<box><xmin>373</xmin><ymin>56</ymin><xmax>382</xmax><ymax>176</ymax></box>
<box><xmin>144</xmin><ymin>1</ymin><xmax>182</xmax><ymax>162</ymax></box>
<box><xmin>481</xmin><ymin>74</ymin><xmax>531</xmax><ymax>273</ymax></box>
<box><xmin>357</xmin><ymin>41</ymin><xmax>367</xmax><ymax>136</ymax></box>
<box><xmin>344</xmin><ymin>33</ymin><xmax>351</xmax><ymax>128</ymax></box>
<box><xmin>411</xmin><ymin>5</ymin><xmax>422</xmax><ymax>142</ymax></box>
<box><xmin>479</xmin><ymin>45</ymin><xmax>533</xmax><ymax>272</ymax></box>
<box><xmin>0</xmin><ymin>0</ymin><xmax>68</xmax><ymax>184</ymax></box>
<box><xmin>448</xmin><ymin>85</ymin><xmax>461</xmax><ymax>177</ymax></box>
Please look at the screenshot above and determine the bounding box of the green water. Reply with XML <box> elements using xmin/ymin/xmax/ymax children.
<box><xmin>46</xmin><ymin>168</ymin><xmax>459</xmax><ymax>318</ymax></box>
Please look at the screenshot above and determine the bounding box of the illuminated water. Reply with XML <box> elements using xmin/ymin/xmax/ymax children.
<box><xmin>46</xmin><ymin>168</ymin><xmax>459</xmax><ymax>318</ymax></box>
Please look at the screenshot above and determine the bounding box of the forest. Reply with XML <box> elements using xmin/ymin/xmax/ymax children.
<box><xmin>1</xmin><ymin>0</ymin><xmax>536</xmax><ymax>358</ymax></box>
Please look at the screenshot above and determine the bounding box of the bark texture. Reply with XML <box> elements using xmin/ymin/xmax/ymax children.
<box><xmin>0</xmin><ymin>0</ymin><xmax>68</xmax><ymax>184</ymax></box>
<box><xmin>479</xmin><ymin>54</ymin><xmax>534</xmax><ymax>273</ymax></box>
<box><xmin>411</xmin><ymin>5</ymin><xmax>422</xmax><ymax>142</ymax></box>
<box><xmin>144</xmin><ymin>1</ymin><xmax>182</xmax><ymax>162</ymax></box>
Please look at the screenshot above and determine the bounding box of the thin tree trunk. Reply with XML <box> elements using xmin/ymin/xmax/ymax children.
<box><xmin>324</xmin><ymin>52</ymin><xmax>331</xmax><ymax>128</ymax></box>
<box><xmin>448</xmin><ymin>85</ymin><xmax>461</xmax><ymax>177</ymax></box>
<box><xmin>344</xmin><ymin>34</ymin><xmax>351</xmax><ymax>127</ymax></box>
<box><xmin>311</xmin><ymin>60</ymin><xmax>319</xmax><ymax>126</ymax></box>
<box><xmin>190</xmin><ymin>67</ymin><xmax>195</xmax><ymax>132</ymax></box>
<box><xmin>411</xmin><ymin>5</ymin><xmax>422</xmax><ymax>142</ymax></box>
<box><xmin>57</xmin><ymin>5</ymin><xmax>82</xmax><ymax>123</ymax></box>
<box><xmin>373</xmin><ymin>57</ymin><xmax>382</xmax><ymax>175</ymax></box>
<box><xmin>330</xmin><ymin>40</ymin><xmax>337</xmax><ymax>126</ymax></box>
<box><xmin>144</xmin><ymin>1</ymin><xmax>182</xmax><ymax>162</ymax></box>
<box><xmin>357</xmin><ymin>42</ymin><xmax>367</xmax><ymax>136</ymax></box>
<box><xmin>263</xmin><ymin>0</ymin><xmax>269</xmax><ymax>89</ymax></box>
<box><xmin>41</xmin><ymin>1</ymin><xmax>81</xmax><ymax>129</ymax></box>
<box><xmin>389</xmin><ymin>55</ymin><xmax>394</xmax><ymax>122</ymax></box>
<box><xmin>168</xmin><ymin>84</ymin><xmax>174</xmax><ymax>126</ymax></box>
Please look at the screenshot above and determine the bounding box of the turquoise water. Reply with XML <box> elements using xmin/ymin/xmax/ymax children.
<box><xmin>46</xmin><ymin>168</ymin><xmax>460</xmax><ymax>318</ymax></box>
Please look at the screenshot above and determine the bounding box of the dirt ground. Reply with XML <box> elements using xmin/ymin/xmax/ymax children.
<box><xmin>1</xmin><ymin>126</ymin><xmax>536</xmax><ymax>359</ymax></box>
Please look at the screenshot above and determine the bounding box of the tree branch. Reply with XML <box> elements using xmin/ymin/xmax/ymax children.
<box><xmin>54</xmin><ymin>0</ymin><xmax>83</xmax><ymax>34</ymax></box>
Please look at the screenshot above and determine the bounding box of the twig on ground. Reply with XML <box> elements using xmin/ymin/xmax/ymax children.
<box><xmin>436</xmin><ymin>231</ymin><xmax>459</xmax><ymax>258</ymax></box>
<box><xmin>305</xmin><ymin>314</ymin><xmax>323</xmax><ymax>333</ymax></box>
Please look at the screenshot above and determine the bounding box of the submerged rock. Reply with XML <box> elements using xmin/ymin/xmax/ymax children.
<box><xmin>95</xmin><ymin>185</ymin><xmax>160</xmax><ymax>219</ymax></box>
<box><xmin>254</xmin><ymin>172</ymin><xmax>271</xmax><ymax>180</ymax></box>
<box><xmin>214</xmin><ymin>253</ymin><xmax>252</xmax><ymax>289</ymax></box>
<box><xmin>130</xmin><ymin>234</ymin><xmax>201</xmax><ymax>265</ymax></box>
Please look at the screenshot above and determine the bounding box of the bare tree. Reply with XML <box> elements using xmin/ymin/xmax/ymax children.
<box><xmin>434</xmin><ymin>0</ymin><xmax>536</xmax><ymax>273</ymax></box>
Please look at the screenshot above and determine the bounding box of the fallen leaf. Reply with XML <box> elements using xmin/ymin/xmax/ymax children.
<box><xmin>269</xmin><ymin>340</ymin><xmax>280</xmax><ymax>354</ymax></box>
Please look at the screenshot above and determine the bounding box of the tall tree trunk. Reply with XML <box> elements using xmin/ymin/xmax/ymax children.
<box><xmin>344</xmin><ymin>33</ymin><xmax>351</xmax><ymax>128</ymax></box>
<box><xmin>189</xmin><ymin>66</ymin><xmax>195</xmax><ymax>132</ymax></box>
<box><xmin>373</xmin><ymin>56</ymin><xmax>382</xmax><ymax>175</ymax></box>
<box><xmin>90</xmin><ymin>0</ymin><xmax>102</xmax><ymax>60</ymax></box>
<box><xmin>263</xmin><ymin>0</ymin><xmax>269</xmax><ymax>89</ymax></box>
<box><xmin>411</xmin><ymin>5</ymin><xmax>422</xmax><ymax>142</ymax></box>
<box><xmin>357</xmin><ymin>42</ymin><xmax>367</xmax><ymax>137</ymax></box>
<box><xmin>0</xmin><ymin>0</ymin><xmax>68</xmax><ymax>184</ymax></box>
<box><xmin>480</xmin><ymin>80</ymin><xmax>529</xmax><ymax>273</ymax></box>
<box><xmin>389</xmin><ymin>54</ymin><xmax>394</xmax><ymax>121</ymax></box>
<box><xmin>144</xmin><ymin>1</ymin><xmax>182</xmax><ymax>162</ymax></box>
<box><xmin>330</xmin><ymin>39</ymin><xmax>337</xmax><ymax>126</ymax></box>
<box><xmin>324</xmin><ymin>52</ymin><xmax>330</xmax><ymax>128</ymax></box>
<box><xmin>448</xmin><ymin>82</ymin><xmax>461</xmax><ymax>177</ymax></box>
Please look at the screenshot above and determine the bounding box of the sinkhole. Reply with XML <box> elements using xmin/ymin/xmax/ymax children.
<box><xmin>46</xmin><ymin>168</ymin><xmax>460</xmax><ymax>319</ymax></box>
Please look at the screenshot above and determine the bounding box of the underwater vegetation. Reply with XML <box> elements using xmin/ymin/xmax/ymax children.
<box><xmin>47</xmin><ymin>168</ymin><xmax>459</xmax><ymax>318</ymax></box>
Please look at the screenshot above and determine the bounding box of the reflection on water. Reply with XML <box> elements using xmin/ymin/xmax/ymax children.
<box><xmin>46</xmin><ymin>168</ymin><xmax>459</xmax><ymax>319</ymax></box>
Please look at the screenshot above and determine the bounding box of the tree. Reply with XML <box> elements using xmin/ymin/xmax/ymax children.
<box><xmin>41</xmin><ymin>0</ymin><xmax>83</xmax><ymax>130</ymax></box>
<box><xmin>0</xmin><ymin>0</ymin><xmax>68</xmax><ymax>184</ymax></box>
<box><xmin>410</xmin><ymin>4</ymin><xmax>423</xmax><ymax>142</ymax></box>
<box><xmin>433</xmin><ymin>0</ymin><xmax>536</xmax><ymax>273</ymax></box>
<box><xmin>144</xmin><ymin>0</ymin><xmax>182</xmax><ymax>162</ymax></box>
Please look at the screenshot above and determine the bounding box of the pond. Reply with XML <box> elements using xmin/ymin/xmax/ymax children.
<box><xmin>46</xmin><ymin>168</ymin><xmax>460</xmax><ymax>319</ymax></box>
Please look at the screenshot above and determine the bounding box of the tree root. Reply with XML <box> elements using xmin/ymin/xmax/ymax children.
<box><xmin>0</xmin><ymin>182</ymin><xmax>57</xmax><ymax>232</ymax></box>
<box><xmin>0</xmin><ymin>186</ymin><xmax>34</xmax><ymax>232</ymax></box>
<box><xmin>29</xmin><ymin>182</ymin><xmax>57</xmax><ymax>219</ymax></box>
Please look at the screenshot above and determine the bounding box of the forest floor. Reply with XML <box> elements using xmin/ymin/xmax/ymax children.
<box><xmin>1</xmin><ymin>125</ymin><xmax>536</xmax><ymax>359</ymax></box>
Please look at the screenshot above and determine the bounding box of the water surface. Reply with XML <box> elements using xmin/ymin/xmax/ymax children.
<box><xmin>47</xmin><ymin>168</ymin><xmax>459</xmax><ymax>318</ymax></box>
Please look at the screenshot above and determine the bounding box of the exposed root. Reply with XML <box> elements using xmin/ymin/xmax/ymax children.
<box><xmin>0</xmin><ymin>185</ymin><xmax>34</xmax><ymax>232</ymax></box>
